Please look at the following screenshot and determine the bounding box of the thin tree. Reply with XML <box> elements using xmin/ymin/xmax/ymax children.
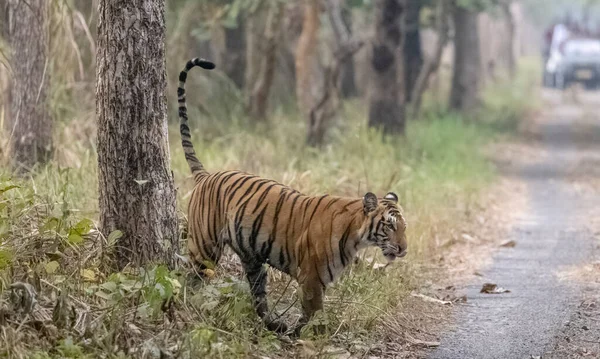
<box><xmin>247</xmin><ymin>1</ymin><xmax>284</xmax><ymax>121</ymax></box>
<box><xmin>96</xmin><ymin>0</ymin><xmax>178</xmax><ymax>269</ymax></box>
<box><xmin>368</xmin><ymin>0</ymin><xmax>405</xmax><ymax>134</ymax></box>
<box><xmin>297</xmin><ymin>0</ymin><xmax>363</xmax><ymax>146</ymax></box>
<box><xmin>403</xmin><ymin>0</ymin><xmax>423</xmax><ymax>104</ymax></box>
<box><xmin>499</xmin><ymin>0</ymin><xmax>516</xmax><ymax>78</ymax></box>
<box><xmin>449</xmin><ymin>2</ymin><xmax>481</xmax><ymax>112</ymax></box>
<box><xmin>5</xmin><ymin>0</ymin><xmax>52</xmax><ymax>171</ymax></box>
<box><xmin>410</xmin><ymin>0</ymin><xmax>450</xmax><ymax>118</ymax></box>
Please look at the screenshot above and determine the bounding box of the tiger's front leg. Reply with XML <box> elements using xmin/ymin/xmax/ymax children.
<box><xmin>244</xmin><ymin>263</ymin><xmax>288</xmax><ymax>333</ymax></box>
<box><xmin>292</xmin><ymin>279</ymin><xmax>325</xmax><ymax>338</ymax></box>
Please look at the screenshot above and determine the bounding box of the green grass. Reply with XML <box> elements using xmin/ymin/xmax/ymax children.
<box><xmin>0</xmin><ymin>61</ymin><xmax>537</xmax><ymax>357</ymax></box>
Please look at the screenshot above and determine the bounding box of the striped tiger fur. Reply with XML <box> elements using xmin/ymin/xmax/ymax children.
<box><xmin>178</xmin><ymin>58</ymin><xmax>408</xmax><ymax>336</ymax></box>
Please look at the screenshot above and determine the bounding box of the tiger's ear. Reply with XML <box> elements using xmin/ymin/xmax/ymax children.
<box><xmin>384</xmin><ymin>192</ymin><xmax>398</xmax><ymax>203</ymax></box>
<box><xmin>363</xmin><ymin>192</ymin><xmax>378</xmax><ymax>214</ymax></box>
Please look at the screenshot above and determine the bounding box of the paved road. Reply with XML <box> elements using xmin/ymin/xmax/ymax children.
<box><xmin>430</xmin><ymin>90</ymin><xmax>600</xmax><ymax>359</ymax></box>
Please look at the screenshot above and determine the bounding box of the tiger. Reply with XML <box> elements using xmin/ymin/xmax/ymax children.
<box><xmin>178</xmin><ymin>57</ymin><xmax>408</xmax><ymax>337</ymax></box>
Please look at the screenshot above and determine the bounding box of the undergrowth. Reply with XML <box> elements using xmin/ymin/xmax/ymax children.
<box><xmin>0</xmin><ymin>63</ymin><xmax>537</xmax><ymax>358</ymax></box>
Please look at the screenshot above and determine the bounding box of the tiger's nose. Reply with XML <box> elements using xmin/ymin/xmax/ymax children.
<box><xmin>398</xmin><ymin>248</ymin><xmax>407</xmax><ymax>258</ymax></box>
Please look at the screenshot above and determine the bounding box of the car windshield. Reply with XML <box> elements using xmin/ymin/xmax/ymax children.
<box><xmin>564</xmin><ymin>39</ymin><xmax>600</xmax><ymax>56</ymax></box>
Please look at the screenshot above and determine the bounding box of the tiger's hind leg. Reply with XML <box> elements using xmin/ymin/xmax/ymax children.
<box><xmin>244</xmin><ymin>263</ymin><xmax>288</xmax><ymax>334</ymax></box>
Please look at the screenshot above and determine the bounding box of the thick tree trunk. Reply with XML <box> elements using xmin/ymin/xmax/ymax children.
<box><xmin>368</xmin><ymin>0</ymin><xmax>405</xmax><ymax>134</ymax></box>
<box><xmin>247</xmin><ymin>2</ymin><xmax>283</xmax><ymax>121</ymax></box>
<box><xmin>96</xmin><ymin>0</ymin><xmax>178</xmax><ymax>269</ymax></box>
<box><xmin>449</xmin><ymin>4</ymin><xmax>481</xmax><ymax>112</ymax></box>
<box><xmin>410</xmin><ymin>0</ymin><xmax>449</xmax><ymax>118</ymax></box>
<box><xmin>6</xmin><ymin>0</ymin><xmax>52</xmax><ymax>171</ymax></box>
<box><xmin>500</xmin><ymin>1</ymin><xmax>516</xmax><ymax>79</ymax></box>
<box><xmin>403</xmin><ymin>0</ymin><xmax>423</xmax><ymax>103</ymax></box>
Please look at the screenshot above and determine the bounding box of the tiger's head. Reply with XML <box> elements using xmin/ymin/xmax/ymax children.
<box><xmin>362</xmin><ymin>192</ymin><xmax>407</xmax><ymax>262</ymax></box>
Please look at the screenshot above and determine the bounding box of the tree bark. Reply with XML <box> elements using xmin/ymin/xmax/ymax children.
<box><xmin>368</xmin><ymin>0</ymin><xmax>405</xmax><ymax>134</ymax></box>
<box><xmin>96</xmin><ymin>0</ymin><xmax>178</xmax><ymax>269</ymax></box>
<box><xmin>449</xmin><ymin>4</ymin><xmax>481</xmax><ymax>112</ymax></box>
<box><xmin>410</xmin><ymin>0</ymin><xmax>449</xmax><ymax>118</ymax></box>
<box><xmin>6</xmin><ymin>0</ymin><xmax>52</xmax><ymax>172</ymax></box>
<box><xmin>338</xmin><ymin>7</ymin><xmax>358</xmax><ymax>98</ymax></box>
<box><xmin>247</xmin><ymin>2</ymin><xmax>283</xmax><ymax>121</ymax></box>
<box><xmin>403</xmin><ymin>0</ymin><xmax>423</xmax><ymax>103</ymax></box>
<box><xmin>500</xmin><ymin>1</ymin><xmax>516</xmax><ymax>79</ymax></box>
<box><xmin>295</xmin><ymin>0</ymin><xmax>320</xmax><ymax>122</ymax></box>
<box><xmin>222</xmin><ymin>17</ymin><xmax>246</xmax><ymax>89</ymax></box>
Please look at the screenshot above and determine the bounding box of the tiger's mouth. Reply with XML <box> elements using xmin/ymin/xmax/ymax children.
<box><xmin>382</xmin><ymin>248</ymin><xmax>407</xmax><ymax>262</ymax></box>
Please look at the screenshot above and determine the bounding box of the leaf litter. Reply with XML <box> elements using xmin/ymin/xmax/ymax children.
<box><xmin>480</xmin><ymin>283</ymin><xmax>511</xmax><ymax>294</ymax></box>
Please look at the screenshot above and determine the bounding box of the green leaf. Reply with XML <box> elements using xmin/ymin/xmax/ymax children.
<box><xmin>72</xmin><ymin>218</ymin><xmax>94</xmax><ymax>235</ymax></box>
<box><xmin>95</xmin><ymin>291</ymin><xmax>113</xmax><ymax>301</ymax></box>
<box><xmin>107</xmin><ymin>230</ymin><xmax>123</xmax><ymax>246</ymax></box>
<box><xmin>201</xmin><ymin>260</ymin><xmax>216</xmax><ymax>270</ymax></box>
<box><xmin>100</xmin><ymin>281</ymin><xmax>117</xmax><ymax>292</ymax></box>
<box><xmin>41</xmin><ymin>217</ymin><xmax>61</xmax><ymax>233</ymax></box>
<box><xmin>0</xmin><ymin>185</ymin><xmax>19</xmax><ymax>195</ymax></box>
<box><xmin>45</xmin><ymin>261</ymin><xmax>60</xmax><ymax>274</ymax></box>
<box><xmin>67</xmin><ymin>233</ymin><xmax>84</xmax><ymax>244</ymax></box>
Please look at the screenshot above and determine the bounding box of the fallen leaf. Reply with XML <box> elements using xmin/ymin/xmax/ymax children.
<box><xmin>80</xmin><ymin>269</ymin><xmax>96</xmax><ymax>282</ymax></box>
<box><xmin>411</xmin><ymin>292</ymin><xmax>452</xmax><ymax>305</ymax></box>
<box><xmin>405</xmin><ymin>334</ymin><xmax>440</xmax><ymax>347</ymax></box>
<box><xmin>461</xmin><ymin>233</ymin><xmax>476</xmax><ymax>242</ymax></box>
<box><xmin>202</xmin><ymin>269</ymin><xmax>215</xmax><ymax>278</ymax></box>
<box><xmin>480</xmin><ymin>283</ymin><xmax>511</xmax><ymax>294</ymax></box>
<box><xmin>500</xmin><ymin>240</ymin><xmax>517</xmax><ymax>248</ymax></box>
<box><xmin>45</xmin><ymin>261</ymin><xmax>60</xmax><ymax>274</ymax></box>
<box><xmin>473</xmin><ymin>271</ymin><xmax>484</xmax><ymax>277</ymax></box>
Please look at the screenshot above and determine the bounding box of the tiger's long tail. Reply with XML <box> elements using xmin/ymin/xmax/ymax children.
<box><xmin>178</xmin><ymin>58</ymin><xmax>216</xmax><ymax>175</ymax></box>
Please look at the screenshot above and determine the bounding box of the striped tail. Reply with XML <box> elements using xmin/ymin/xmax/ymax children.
<box><xmin>178</xmin><ymin>58</ymin><xmax>216</xmax><ymax>175</ymax></box>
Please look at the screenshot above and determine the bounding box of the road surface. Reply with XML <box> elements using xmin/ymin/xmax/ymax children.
<box><xmin>430</xmin><ymin>89</ymin><xmax>600</xmax><ymax>359</ymax></box>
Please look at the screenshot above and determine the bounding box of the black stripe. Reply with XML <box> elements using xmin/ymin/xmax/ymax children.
<box><xmin>249</xmin><ymin>205</ymin><xmax>268</xmax><ymax>252</ymax></box>
<box><xmin>265</xmin><ymin>189</ymin><xmax>287</xmax><ymax>260</ymax></box>
<box><xmin>177</xmin><ymin>87</ymin><xmax>184</xmax><ymax>96</ymax></box>
<box><xmin>179</xmin><ymin>71</ymin><xmax>188</xmax><ymax>82</ymax></box>
<box><xmin>252</xmin><ymin>182</ymin><xmax>278</xmax><ymax>213</ymax></box>
<box><xmin>307</xmin><ymin>195</ymin><xmax>329</xmax><ymax>224</ymax></box>
<box><xmin>338</xmin><ymin>225</ymin><xmax>352</xmax><ymax>267</ymax></box>
<box><xmin>283</xmin><ymin>193</ymin><xmax>302</xmax><ymax>271</ymax></box>
<box><xmin>324</xmin><ymin>197</ymin><xmax>341</xmax><ymax>211</ymax></box>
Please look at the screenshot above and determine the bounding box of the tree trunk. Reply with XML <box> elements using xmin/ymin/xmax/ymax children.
<box><xmin>96</xmin><ymin>0</ymin><xmax>178</xmax><ymax>269</ymax></box>
<box><xmin>295</xmin><ymin>0</ymin><xmax>320</xmax><ymax>121</ymax></box>
<box><xmin>244</xmin><ymin>5</ymin><xmax>265</xmax><ymax>95</ymax></box>
<box><xmin>338</xmin><ymin>7</ymin><xmax>358</xmax><ymax>98</ymax></box>
<box><xmin>449</xmin><ymin>4</ymin><xmax>481</xmax><ymax>112</ymax></box>
<box><xmin>247</xmin><ymin>2</ymin><xmax>283</xmax><ymax>121</ymax></box>
<box><xmin>223</xmin><ymin>17</ymin><xmax>246</xmax><ymax>89</ymax></box>
<box><xmin>6</xmin><ymin>0</ymin><xmax>52</xmax><ymax>172</ymax></box>
<box><xmin>403</xmin><ymin>0</ymin><xmax>423</xmax><ymax>103</ymax></box>
<box><xmin>368</xmin><ymin>0</ymin><xmax>405</xmax><ymax>134</ymax></box>
<box><xmin>410</xmin><ymin>0</ymin><xmax>449</xmax><ymax>118</ymax></box>
<box><xmin>500</xmin><ymin>1</ymin><xmax>516</xmax><ymax>79</ymax></box>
